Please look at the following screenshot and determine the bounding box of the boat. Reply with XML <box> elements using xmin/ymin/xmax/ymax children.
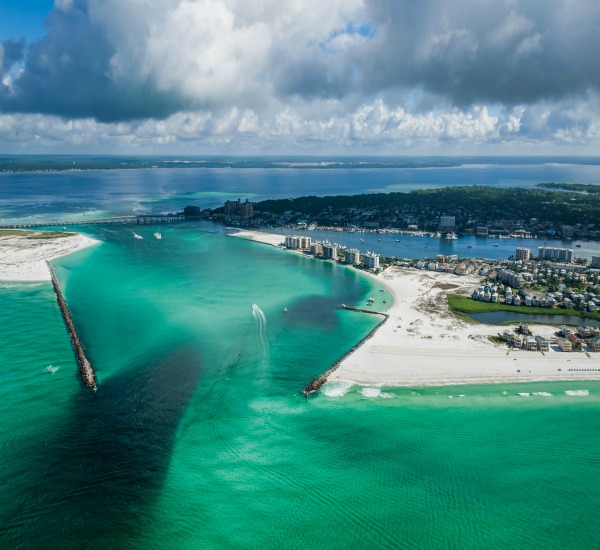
<box><xmin>493</xmin><ymin>243</ymin><xmax>499</xmax><ymax>247</ymax></box>
<box><xmin>467</xmin><ymin>245</ymin><xmax>472</xmax><ymax>248</ymax></box>
<box><xmin>154</xmin><ymin>232</ymin><xmax>162</xmax><ymax>239</ymax></box>
<box><xmin>576</xmin><ymin>244</ymin><xmax>582</xmax><ymax>248</ymax></box>
<box><xmin>284</xmin><ymin>307</ymin><xmax>288</xmax><ymax>313</ymax></box>
<box><xmin>445</xmin><ymin>232</ymin><xmax>458</xmax><ymax>240</ymax></box>
<box><xmin>133</xmin><ymin>233</ymin><xmax>143</xmax><ymax>239</ymax></box>
<box><xmin>395</xmin><ymin>239</ymin><xmax>400</xmax><ymax>242</ymax></box>
<box><xmin>360</xmin><ymin>239</ymin><xmax>365</xmax><ymax>243</ymax></box>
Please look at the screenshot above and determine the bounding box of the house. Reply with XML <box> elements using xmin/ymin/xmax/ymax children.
<box><xmin>588</xmin><ymin>338</ymin><xmax>600</xmax><ymax>352</ymax></box>
<box><xmin>535</xmin><ymin>336</ymin><xmax>549</xmax><ymax>352</ymax></box>
<box><xmin>525</xmin><ymin>336</ymin><xmax>538</xmax><ymax>351</ymax></box>
<box><xmin>556</xmin><ymin>337</ymin><xmax>573</xmax><ymax>352</ymax></box>
<box><xmin>567</xmin><ymin>333</ymin><xmax>583</xmax><ymax>351</ymax></box>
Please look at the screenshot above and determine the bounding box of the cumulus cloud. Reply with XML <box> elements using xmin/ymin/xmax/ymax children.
<box><xmin>0</xmin><ymin>0</ymin><xmax>599</xmax><ymax>152</ymax></box>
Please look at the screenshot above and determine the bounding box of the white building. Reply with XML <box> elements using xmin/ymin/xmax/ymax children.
<box><xmin>285</xmin><ymin>235</ymin><xmax>311</xmax><ymax>250</ymax></box>
<box><xmin>538</xmin><ymin>246</ymin><xmax>573</xmax><ymax>263</ymax></box>
<box><xmin>363</xmin><ymin>251</ymin><xmax>380</xmax><ymax>270</ymax></box>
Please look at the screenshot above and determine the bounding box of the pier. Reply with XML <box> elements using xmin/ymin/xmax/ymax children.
<box><xmin>0</xmin><ymin>214</ymin><xmax>188</xmax><ymax>229</ymax></box>
<box><xmin>303</xmin><ymin>305</ymin><xmax>389</xmax><ymax>395</ymax></box>
<box><xmin>46</xmin><ymin>261</ymin><xmax>96</xmax><ymax>388</ymax></box>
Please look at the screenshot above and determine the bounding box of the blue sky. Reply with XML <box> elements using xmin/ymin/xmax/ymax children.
<box><xmin>0</xmin><ymin>0</ymin><xmax>599</xmax><ymax>155</ymax></box>
<box><xmin>0</xmin><ymin>1</ymin><xmax>53</xmax><ymax>41</ymax></box>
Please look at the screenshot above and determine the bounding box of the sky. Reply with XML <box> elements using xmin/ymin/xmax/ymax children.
<box><xmin>0</xmin><ymin>0</ymin><xmax>599</xmax><ymax>155</ymax></box>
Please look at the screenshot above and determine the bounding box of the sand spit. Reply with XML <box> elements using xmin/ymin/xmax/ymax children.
<box><xmin>0</xmin><ymin>231</ymin><xmax>99</xmax><ymax>281</ymax></box>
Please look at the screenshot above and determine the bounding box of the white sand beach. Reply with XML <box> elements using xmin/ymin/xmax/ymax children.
<box><xmin>0</xmin><ymin>231</ymin><xmax>99</xmax><ymax>281</ymax></box>
<box><xmin>232</xmin><ymin>229</ymin><xmax>600</xmax><ymax>387</ymax></box>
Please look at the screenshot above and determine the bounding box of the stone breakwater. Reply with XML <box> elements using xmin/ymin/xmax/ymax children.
<box><xmin>46</xmin><ymin>261</ymin><xmax>96</xmax><ymax>388</ymax></box>
<box><xmin>303</xmin><ymin>306</ymin><xmax>389</xmax><ymax>395</ymax></box>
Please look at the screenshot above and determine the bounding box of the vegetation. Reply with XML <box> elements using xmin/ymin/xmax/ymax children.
<box><xmin>27</xmin><ymin>232</ymin><xmax>75</xmax><ymax>239</ymax></box>
<box><xmin>447</xmin><ymin>294</ymin><xmax>600</xmax><ymax>322</ymax></box>
<box><xmin>253</xmin><ymin>185</ymin><xmax>600</xmax><ymax>230</ymax></box>
<box><xmin>0</xmin><ymin>229</ymin><xmax>34</xmax><ymax>236</ymax></box>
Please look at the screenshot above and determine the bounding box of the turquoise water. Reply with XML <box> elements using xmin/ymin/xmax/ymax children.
<box><xmin>2</xmin><ymin>223</ymin><xmax>600</xmax><ymax>548</ymax></box>
<box><xmin>2</xmin><ymin>160</ymin><xmax>600</xmax><ymax>548</ymax></box>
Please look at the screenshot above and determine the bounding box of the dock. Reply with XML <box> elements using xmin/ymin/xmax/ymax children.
<box><xmin>303</xmin><ymin>305</ymin><xmax>389</xmax><ymax>395</ymax></box>
<box><xmin>46</xmin><ymin>261</ymin><xmax>96</xmax><ymax>388</ymax></box>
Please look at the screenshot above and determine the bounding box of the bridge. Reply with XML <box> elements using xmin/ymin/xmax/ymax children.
<box><xmin>0</xmin><ymin>214</ymin><xmax>190</xmax><ymax>229</ymax></box>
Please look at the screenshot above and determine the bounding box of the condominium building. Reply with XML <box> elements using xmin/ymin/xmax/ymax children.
<box><xmin>538</xmin><ymin>246</ymin><xmax>573</xmax><ymax>263</ymax></box>
<box><xmin>322</xmin><ymin>242</ymin><xmax>338</xmax><ymax>260</ymax></box>
<box><xmin>515</xmin><ymin>247</ymin><xmax>531</xmax><ymax>261</ymax></box>
<box><xmin>284</xmin><ymin>235</ymin><xmax>311</xmax><ymax>250</ymax></box>
<box><xmin>363</xmin><ymin>251</ymin><xmax>380</xmax><ymax>270</ymax></box>
<box><xmin>344</xmin><ymin>248</ymin><xmax>361</xmax><ymax>265</ymax></box>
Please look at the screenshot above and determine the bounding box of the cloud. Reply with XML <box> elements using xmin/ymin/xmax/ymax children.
<box><xmin>0</xmin><ymin>0</ymin><xmax>598</xmax><ymax>152</ymax></box>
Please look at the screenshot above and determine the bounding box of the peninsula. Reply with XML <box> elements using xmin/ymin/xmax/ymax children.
<box><xmin>232</xmin><ymin>229</ymin><xmax>600</xmax><ymax>387</ymax></box>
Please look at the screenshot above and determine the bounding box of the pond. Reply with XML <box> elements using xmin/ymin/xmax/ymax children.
<box><xmin>469</xmin><ymin>310</ymin><xmax>600</xmax><ymax>327</ymax></box>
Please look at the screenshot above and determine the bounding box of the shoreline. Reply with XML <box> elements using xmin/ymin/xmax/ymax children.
<box><xmin>231</xmin><ymin>229</ymin><xmax>600</xmax><ymax>388</ymax></box>
<box><xmin>0</xmin><ymin>231</ymin><xmax>100</xmax><ymax>282</ymax></box>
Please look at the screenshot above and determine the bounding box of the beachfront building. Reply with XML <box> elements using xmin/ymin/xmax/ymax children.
<box><xmin>363</xmin><ymin>251</ymin><xmax>380</xmax><ymax>270</ymax></box>
<box><xmin>535</xmin><ymin>336</ymin><xmax>550</xmax><ymax>352</ymax></box>
<box><xmin>285</xmin><ymin>235</ymin><xmax>311</xmax><ymax>250</ymax></box>
<box><xmin>567</xmin><ymin>333</ymin><xmax>583</xmax><ymax>351</ymax></box>
<box><xmin>322</xmin><ymin>242</ymin><xmax>338</xmax><ymax>260</ymax></box>
<box><xmin>557</xmin><ymin>337</ymin><xmax>573</xmax><ymax>352</ymax></box>
<box><xmin>588</xmin><ymin>338</ymin><xmax>600</xmax><ymax>352</ymax></box>
<box><xmin>310</xmin><ymin>242</ymin><xmax>323</xmax><ymax>256</ymax></box>
<box><xmin>344</xmin><ymin>248</ymin><xmax>361</xmax><ymax>265</ymax></box>
<box><xmin>515</xmin><ymin>247</ymin><xmax>531</xmax><ymax>261</ymax></box>
<box><xmin>525</xmin><ymin>336</ymin><xmax>538</xmax><ymax>351</ymax></box>
<box><xmin>438</xmin><ymin>216</ymin><xmax>455</xmax><ymax>232</ymax></box>
<box><xmin>538</xmin><ymin>246</ymin><xmax>573</xmax><ymax>263</ymax></box>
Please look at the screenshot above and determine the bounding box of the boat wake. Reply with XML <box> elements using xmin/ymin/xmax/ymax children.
<box><xmin>251</xmin><ymin>303</ymin><xmax>268</xmax><ymax>361</ymax></box>
<box><xmin>154</xmin><ymin>232</ymin><xmax>162</xmax><ymax>240</ymax></box>
<box><xmin>133</xmin><ymin>233</ymin><xmax>143</xmax><ymax>239</ymax></box>
<box><xmin>46</xmin><ymin>365</ymin><xmax>60</xmax><ymax>374</ymax></box>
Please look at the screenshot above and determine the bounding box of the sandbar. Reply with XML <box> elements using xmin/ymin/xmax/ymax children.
<box><xmin>0</xmin><ymin>231</ymin><xmax>100</xmax><ymax>282</ymax></box>
<box><xmin>232</xmin><ymin>229</ymin><xmax>600</xmax><ymax>387</ymax></box>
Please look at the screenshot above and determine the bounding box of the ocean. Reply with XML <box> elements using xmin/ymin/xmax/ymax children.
<box><xmin>1</xmin><ymin>157</ymin><xmax>600</xmax><ymax>548</ymax></box>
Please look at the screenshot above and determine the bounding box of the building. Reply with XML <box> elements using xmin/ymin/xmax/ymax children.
<box><xmin>285</xmin><ymin>235</ymin><xmax>311</xmax><ymax>250</ymax></box>
<box><xmin>556</xmin><ymin>337</ymin><xmax>572</xmax><ymax>352</ymax></box>
<box><xmin>476</xmin><ymin>226</ymin><xmax>489</xmax><ymax>237</ymax></box>
<box><xmin>567</xmin><ymin>333</ymin><xmax>583</xmax><ymax>351</ymax></box>
<box><xmin>515</xmin><ymin>247</ymin><xmax>531</xmax><ymax>262</ymax></box>
<box><xmin>538</xmin><ymin>246</ymin><xmax>573</xmax><ymax>263</ymax></box>
<box><xmin>438</xmin><ymin>216</ymin><xmax>456</xmax><ymax>232</ymax></box>
<box><xmin>498</xmin><ymin>269</ymin><xmax>525</xmax><ymax>289</ymax></box>
<box><xmin>310</xmin><ymin>242</ymin><xmax>323</xmax><ymax>256</ymax></box>
<box><xmin>322</xmin><ymin>242</ymin><xmax>338</xmax><ymax>260</ymax></box>
<box><xmin>224</xmin><ymin>198</ymin><xmax>254</xmax><ymax>219</ymax></box>
<box><xmin>525</xmin><ymin>336</ymin><xmax>538</xmax><ymax>351</ymax></box>
<box><xmin>592</xmin><ymin>256</ymin><xmax>600</xmax><ymax>268</ymax></box>
<box><xmin>535</xmin><ymin>336</ymin><xmax>549</xmax><ymax>352</ymax></box>
<box><xmin>561</xmin><ymin>225</ymin><xmax>574</xmax><ymax>239</ymax></box>
<box><xmin>363</xmin><ymin>251</ymin><xmax>380</xmax><ymax>270</ymax></box>
<box><xmin>588</xmin><ymin>338</ymin><xmax>600</xmax><ymax>352</ymax></box>
<box><xmin>344</xmin><ymin>248</ymin><xmax>361</xmax><ymax>265</ymax></box>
